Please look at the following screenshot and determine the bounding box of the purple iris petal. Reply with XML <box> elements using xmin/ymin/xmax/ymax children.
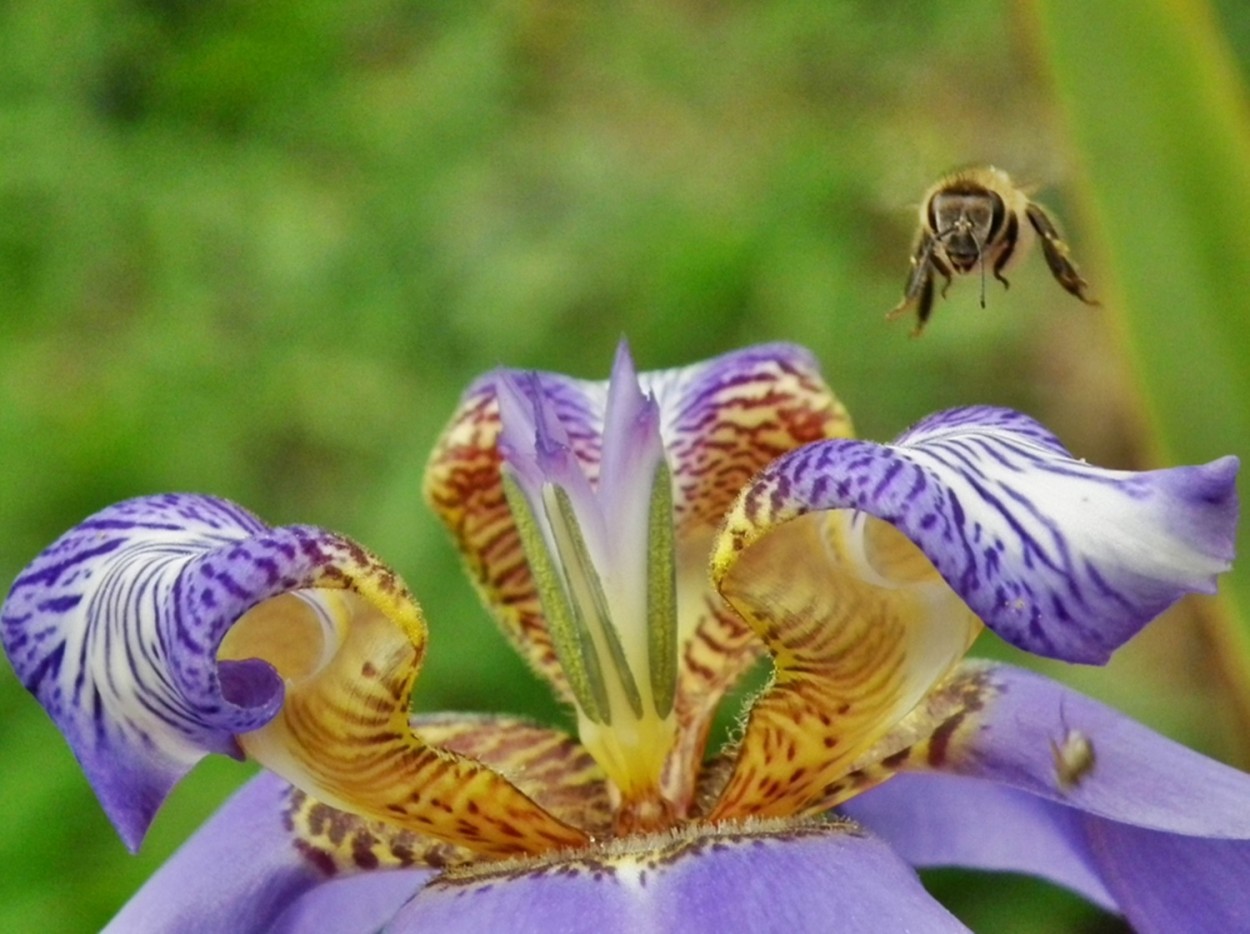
<box><xmin>106</xmin><ymin>772</ymin><xmax>430</xmax><ymax>934</ymax></box>
<box><xmin>1087</xmin><ymin>820</ymin><xmax>1250</xmax><ymax>933</ymax></box>
<box><xmin>387</xmin><ymin>822</ymin><xmax>969</xmax><ymax>933</ymax></box>
<box><xmin>743</xmin><ymin>406</ymin><xmax>1238</xmax><ymax>663</ymax></box>
<box><xmin>272</xmin><ymin>870</ymin><xmax>431</xmax><ymax>934</ymax></box>
<box><xmin>842</xmin><ymin>773</ymin><xmax>1116</xmax><ymax>910</ymax></box>
<box><xmin>597</xmin><ymin>341</ymin><xmax>664</xmax><ymax>536</ymax></box>
<box><xmin>844</xmin><ymin>664</ymin><xmax>1250</xmax><ymax>929</ymax></box>
<box><xmin>916</xmin><ymin>663</ymin><xmax>1250</xmax><ymax>835</ymax></box>
<box><xmin>0</xmin><ymin>493</ymin><xmax>368</xmax><ymax>850</ymax></box>
<box><xmin>497</xmin><ymin>373</ymin><xmax>592</xmax><ymax>492</ymax></box>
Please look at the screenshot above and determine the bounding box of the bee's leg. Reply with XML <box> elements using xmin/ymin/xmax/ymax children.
<box><xmin>928</xmin><ymin>249</ymin><xmax>955</xmax><ymax>300</ymax></box>
<box><xmin>887</xmin><ymin>231</ymin><xmax>937</xmax><ymax>320</ymax></box>
<box><xmin>992</xmin><ymin>211</ymin><xmax>1019</xmax><ymax>291</ymax></box>
<box><xmin>1025</xmin><ymin>202</ymin><xmax>1099</xmax><ymax>305</ymax></box>
<box><xmin>911</xmin><ymin>274</ymin><xmax>936</xmax><ymax>337</ymax></box>
<box><xmin>976</xmin><ymin>232</ymin><xmax>988</xmax><ymax>308</ymax></box>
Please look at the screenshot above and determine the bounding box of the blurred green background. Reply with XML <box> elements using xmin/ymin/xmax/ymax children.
<box><xmin>2</xmin><ymin>1</ymin><xmax>1248</xmax><ymax>930</ymax></box>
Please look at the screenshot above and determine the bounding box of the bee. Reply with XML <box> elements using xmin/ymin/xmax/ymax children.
<box><xmin>1050</xmin><ymin>706</ymin><xmax>1096</xmax><ymax>792</ymax></box>
<box><xmin>887</xmin><ymin>166</ymin><xmax>1098</xmax><ymax>335</ymax></box>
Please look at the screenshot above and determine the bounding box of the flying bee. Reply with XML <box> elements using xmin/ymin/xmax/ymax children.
<box><xmin>887</xmin><ymin>166</ymin><xmax>1099</xmax><ymax>335</ymax></box>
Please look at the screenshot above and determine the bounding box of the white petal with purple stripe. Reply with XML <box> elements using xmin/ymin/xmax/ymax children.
<box><xmin>1</xmin><ymin>493</ymin><xmax>362</xmax><ymax>849</ymax></box>
<box><xmin>720</xmin><ymin>406</ymin><xmax>1238</xmax><ymax>664</ymax></box>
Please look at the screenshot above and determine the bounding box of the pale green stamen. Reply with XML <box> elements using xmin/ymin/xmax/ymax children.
<box><xmin>500</xmin><ymin>456</ymin><xmax>680</xmax><ymax>815</ymax></box>
<box><xmin>544</xmin><ymin>483</ymin><xmax>645</xmax><ymax>720</ymax></box>
<box><xmin>646</xmin><ymin>459</ymin><xmax>678</xmax><ymax>719</ymax></box>
<box><xmin>502</xmin><ymin>472</ymin><xmax>611</xmax><ymax>724</ymax></box>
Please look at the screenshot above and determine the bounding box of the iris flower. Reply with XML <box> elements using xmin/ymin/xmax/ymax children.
<box><xmin>4</xmin><ymin>342</ymin><xmax>1249</xmax><ymax>932</ymax></box>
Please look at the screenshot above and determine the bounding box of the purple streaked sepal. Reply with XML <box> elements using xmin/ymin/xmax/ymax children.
<box><xmin>720</xmin><ymin>406</ymin><xmax>1238</xmax><ymax>664</ymax></box>
<box><xmin>0</xmin><ymin>493</ymin><xmax>376</xmax><ymax>851</ymax></box>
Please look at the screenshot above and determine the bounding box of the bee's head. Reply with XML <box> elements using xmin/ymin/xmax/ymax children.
<box><xmin>928</xmin><ymin>186</ymin><xmax>1006</xmax><ymax>271</ymax></box>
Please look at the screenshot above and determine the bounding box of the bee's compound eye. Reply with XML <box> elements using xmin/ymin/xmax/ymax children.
<box><xmin>966</xmin><ymin>202</ymin><xmax>993</xmax><ymax>231</ymax></box>
<box><xmin>928</xmin><ymin>192</ymin><xmax>960</xmax><ymax>233</ymax></box>
<box><xmin>985</xmin><ymin>190</ymin><xmax>1006</xmax><ymax>239</ymax></box>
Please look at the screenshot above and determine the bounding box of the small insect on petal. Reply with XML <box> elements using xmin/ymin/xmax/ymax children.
<box><xmin>887</xmin><ymin>166</ymin><xmax>1098</xmax><ymax>336</ymax></box>
<box><xmin>1050</xmin><ymin>716</ymin><xmax>1097</xmax><ymax>793</ymax></box>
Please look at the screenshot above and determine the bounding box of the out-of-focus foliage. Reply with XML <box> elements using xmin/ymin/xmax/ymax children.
<box><xmin>1034</xmin><ymin>0</ymin><xmax>1250</xmax><ymax>731</ymax></box>
<box><xmin>0</xmin><ymin>1</ymin><xmax>1245</xmax><ymax>930</ymax></box>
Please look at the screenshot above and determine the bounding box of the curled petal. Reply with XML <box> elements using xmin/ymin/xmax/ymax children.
<box><xmin>1</xmin><ymin>494</ymin><xmax>586</xmax><ymax>855</ymax></box>
<box><xmin>2</xmin><ymin>494</ymin><xmax>283</xmax><ymax>848</ymax></box>
<box><xmin>388</xmin><ymin>819</ymin><xmax>968</xmax><ymax>933</ymax></box>
<box><xmin>714</xmin><ymin>406</ymin><xmax>1238</xmax><ymax>664</ymax></box>
<box><xmin>653</xmin><ymin>343</ymin><xmax>853</xmax><ymax>806</ymax></box>
<box><xmin>112</xmin><ymin>714</ymin><xmax>612</xmax><ymax>933</ymax></box>
<box><xmin>708</xmin><ymin>510</ymin><xmax>982</xmax><ymax>821</ymax></box>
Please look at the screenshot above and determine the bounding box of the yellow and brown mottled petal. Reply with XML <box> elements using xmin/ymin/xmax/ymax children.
<box><xmin>284</xmin><ymin>712</ymin><xmax>612</xmax><ymax>876</ymax></box>
<box><xmin>653</xmin><ymin>344</ymin><xmax>852</xmax><ymax>807</ymax></box>
<box><xmin>222</xmin><ymin>543</ymin><xmax>589</xmax><ymax>858</ymax></box>
<box><xmin>424</xmin><ymin>374</ymin><xmax>603</xmax><ymax>700</ymax></box>
<box><xmin>706</xmin><ymin>505</ymin><xmax>981</xmax><ymax>822</ymax></box>
<box><xmin>661</xmin><ymin>586</ymin><xmax>762</xmax><ymax>812</ymax></box>
<box><xmin>284</xmin><ymin>784</ymin><xmax>474</xmax><ymax>876</ymax></box>
<box><xmin>0</xmin><ymin>492</ymin><xmax>589</xmax><ymax>857</ymax></box>
<box><xmin>415</xmin><ymin>712</ymin><xmax>613</xmax><ymax>836</ymax></box>
<box><xmin>808</xmin><ymin>661</ymin><xmax>996</xmax><ymax>810</ymax></box>
<box><xmin>655</xmin><ymin>343</ymin><xmax>852</xmax><ymax>536</ymax></box>
<box><xmin>423</xmin><ymin>344</ymin><xmax>850</xmax><ymax>801</ymax></box>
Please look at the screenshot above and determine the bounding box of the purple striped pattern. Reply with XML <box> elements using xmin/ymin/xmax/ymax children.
<box><xmin>723</xmin><ymin>406</ymin><xmax>1239</xmax><ymax>663</ymax></box>
<box><xmin>1</xmin><ymin>493</ymin><xmax>377</xmax><ymax>851</ymax></box>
